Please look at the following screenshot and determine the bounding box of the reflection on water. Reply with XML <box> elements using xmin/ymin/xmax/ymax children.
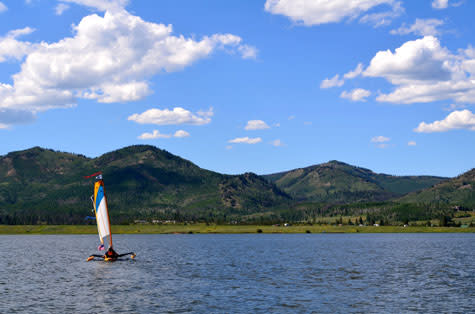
<box><xmin>0</xmin><ymin>233</ymin><xmax>474</xmax><ymax>313</ymax></box>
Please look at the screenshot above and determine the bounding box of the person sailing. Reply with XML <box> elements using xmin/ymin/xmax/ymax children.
<box><xmin>87</xmin><ymin>246</ymin><xmax>135</xmax><ymax>261</ymax></box>
<box><xmin>104</xmin><ymin>246</ymin><xmax>119</xmax><ymax>260</ymax></box>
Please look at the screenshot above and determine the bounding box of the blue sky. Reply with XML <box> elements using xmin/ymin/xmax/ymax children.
<box><xmin>0</xmin><ymin>0</ymin><xmax>474</xmax><ymax>177</ymax></box>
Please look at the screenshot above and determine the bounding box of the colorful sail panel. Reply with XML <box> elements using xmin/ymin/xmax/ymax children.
<box><xmin>93</xmin><ymin>179</ymin><xmax>112</xmax><ymax>249</ymax></box>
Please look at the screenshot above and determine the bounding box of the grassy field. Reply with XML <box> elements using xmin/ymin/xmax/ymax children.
<box><xmin>0</xmin><ymin>224</ymin><xmax>474</xmax><ymax>234</ymax></box>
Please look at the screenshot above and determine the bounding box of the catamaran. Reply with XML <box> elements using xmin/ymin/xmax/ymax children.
<box><xmin>85</xmin><ymin>172</ymin><xmax>136</xmax><ymax>262</ymax></box>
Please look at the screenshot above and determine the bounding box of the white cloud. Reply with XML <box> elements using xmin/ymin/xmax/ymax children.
<box><xmin>0</xmin><ymin>27</ymin><xmax>35</xmax><ymax>63</ymax></box>
<box><xmin>0</xmin><ymin>108</ymin><xmax>35</xmax><ymax>129</ymax></box>
<box><xmin>264</xmin><ymin>0</ymin><xmax>402</xmax><ymax>27</ymax></box>
<box><xmin>128</xmin><ymin>107</ymin><xmax>213</xmax><ymax>126</ymax></box>
<box><xmin>324</xmin><ymin>47</ymin><xmax>458</xmax><ymax>98</ymax></box>
<box><xmin>238</xmin><ymin>45</ymin><xmax>258</xmax><ymax>59</ymax></box>
<box><xmin>390</xmin><ymin>19</ymin><xmax>444</xmax><ymax>37</ymax></box>
<box><xmin>361</xmin><ymin>36</ymin><xmax>475</xmax><ymax>104</ymax></box>
<box><xmin>59</xmin><ymin>0</ymin><xmax>129</xmax><ymax>12</ymax></box>
<box><xmin>359</xmin><ymin>1</ymin><xmax>404</xmax><ymax>28</ymax></box>
<box><xmin>55</xmin><ymin>3</ymin><xmax>70</xmax><ymax>15</ymax></box>
<box><xmin>365</xmin><ymin>36</ymin><xmax>452</xmax><ymax>84</ymax></box>
<box><xmin>137</xmin><ymin>129</ymin><xmax>190</xmax><ymax>140</ymax></box>
<box><xmin>340</xmin><ymin>88</ymin><xmax>371</xmax><ymax>101</ymax></box>
<box><xmin>320</xmin><ymin>74</ymin><xmax>344</xmax><ymax>89</ymax></box>
<box><xmin>408</xmin><ymin>141</ymin><xmax>417</xmax><ymax>146</ymax></box>
<box><xmin>432</xmin><ymin>0</ymin><xmax>448</xmax><ymax>9</ymax></box>
<box><xmin>228</xmin><ymin>137</ymin><xmax>262</xmax><ymax>144</ymax></box>
<box><xmin>371</xmin><ymin>135</ymin><xmax>390</xmax><ymax>143</ymax></box>
<box><xmin>323</xmin><ymin>63</ymin><xmax>363</xmax><ymax>90</ymax></box>
<box><xmin>0</xmin><ymin>6</ymin><xmax>255</xmax><ymax>123</ymax></box>
<box><xmin>245</xmin><ymin>120</ymin><xmax>270</xmax><ymax>130</ymax></box>
<box><xmin>0</xmin><ymin>2</ymin><xmax>6</xmax><ymax>13</ymax></box>
<box><xmin>271</xmin><ymin>139</ymin><xmax>284</xmax><ymax>147</ymax></box>
<box><xmin>174</xmin><ymin>130</ymin><xmax>190</xmax><ymax>138</ymax></box>
<box><xmin>443</xmin><ymin>103</ymin><xmax>466</xmax><ymax>111</ymax></box>
<box><xmin>225</xmin><ymin>145</ymin><xmax>233</xmax><ymax>150</ymax></box>
<box><xmin>344</xmin><ymin>63</ymin><xmax>364</xmax><ymax>79</ymax></box>
<box><xmin>138</xmin><ymin>130</ymin><xmax>171</xmax><ymax>140</ymax></box>
<box><xmin>82</xmin><ymin>82</ymin><xmax>150</xmax><ymax>103</ymax></box>
<box><xmin>288</xmin><ymin>115</ymin><xmax>295</xmax><ymax>120</ymax></box>
<box><xmin>414</xmin><ymin>109</ymin><xmax>475</xmax><ymax>133</ymax></box>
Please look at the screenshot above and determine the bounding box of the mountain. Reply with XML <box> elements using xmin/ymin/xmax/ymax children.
<box><xmin>399</xmin><ymin>168</ymin><xmax>475</xmax><ymax>206</ymax></box>
<box><xmin>264</xmin><ymin>161</ymin><xmax>447</xmax><ymax>203</ymax></box>
<box><xmin>0</xmin><ymin>145</ymin><xmax>290</xmax><ymax>224</ymax></box>
<box><xmin>1</xmin><ymin>146</ymin><xmax>470</xmax><ymax>225</ymax></box>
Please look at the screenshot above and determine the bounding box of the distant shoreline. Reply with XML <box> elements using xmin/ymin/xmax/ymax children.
<box><xmin>0</xmin><ymin>224</ymin><xmax>474</xmax><ymax>234</ymax></box>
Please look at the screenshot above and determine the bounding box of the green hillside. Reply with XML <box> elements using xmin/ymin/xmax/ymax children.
<box><xmin>0</xmin><ymin>145</ymin><xmax>290</xmax><ymax>224</ymax></box>
<box><xmin>399</xmin><ymin>168</ymin><xmax>475</xmax><ymax>206</ymax></box>
<box><xmin>264</xmin><ymin>161</ymin><xmax>447</xmax><ymax>203</ymax></box>
<box><xmin>1</xmin><ymin>146</ymin><xmax>472</xmax><ymax>226</ymax></box>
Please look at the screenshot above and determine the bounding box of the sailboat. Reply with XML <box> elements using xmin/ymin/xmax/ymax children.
<box><xmin>85</xmin><ymin>172</ymin><xmax>136</xmax><ymax>262</ymax></box>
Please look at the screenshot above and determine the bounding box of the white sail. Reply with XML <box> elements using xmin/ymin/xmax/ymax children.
<box><xmin>93</xmin><ymin>179</ymin><xmax>112</xmax><ymax>248</ymax></box>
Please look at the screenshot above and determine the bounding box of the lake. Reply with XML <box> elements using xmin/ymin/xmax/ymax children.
<box><xmin>0</xmin><ymin>234</ymin><xmax>474</xmax><ymax>313</ymax></box>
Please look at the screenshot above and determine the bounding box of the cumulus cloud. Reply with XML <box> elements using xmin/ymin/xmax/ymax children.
<box><xmin>408</xmin><ymin>141</ymin><xmax>417</xmax><ymax>146</ymax></box>
<box><xmin>320</xmin><ymin>74</ymin><xmax>344</xmax><ymax>89</ymax></box>
<box><xmin>59</xmin><ymin>0</ymin><xmax>129</xmax><ymax>12</ymax></box>
<box><xmin>0</xmin><ymin>27</ymin><xmax>35</xmax><ymax>62</ymax></box>
<box><xmin>322</xmin><ymin>64</ymin><xmax>364</xmax><ymax>89</ymax></box>
<box><xmin>443</xmin><ymin>103</ymin><xmax>466</xmax><ymax>111</ymax></box>
<box><xmin>371</xmin><ymin>136</ymin><xmax>390</xmax><ymax>148</ymax></box>
<box><xmin>264</xmin><ymin>0</ymin><xmax>402</xmax><ymax>27</ymax></box>
<box><xmin>138</xmin><ymin>130</ymin><xmax>171</xmax><ymax>140</ymax></box>
<box><xmin>228</xmin><ymin>137</ymin><xmax>262</xmax><ymax>144</ymax></box>
<box><xmin>390</xmin><ymin>18</ymin><xmax>444</xmax><ymax>37</ymax></box>
<box><xmin>174</xmin><ymin>130</ymin><xmax>190</xmax><ymax>138</ymax></box>
<box><xmin>245</xmin><ymin>120</ymin><xmax>270</xmax><ymax>130</ymax></box>
<box><xmin>359</xmin><ymin>1</ymin><xmax>404</xmax><ymax>28</ymax></box>
<box><xmin>365</xmin><ymin>36</ymin><xmax>452</xmax><ymax>84</ymax></box>
<box><xmin>371</xmin><ymin>135</ymin><xmax>390</xmax><ymax>148</ymax></box>
<box><xmin>128</xmin><ymin>107</ymin><xmax>213</xmax><ymax>126</ymax></box>
<box><xmin>362</xmin><ymin>36</ymin><xmax>475</xmax><ymax>104</ymax></box>
<box><xmin>432</xmin><ymin>0</ymin><xmax>448</xmax><ymax>9</ymax></box>
<box><xmin>344</xmin><ymin>63</ymin><xmax>364</xmax><ymax>79</ymax></box>
<box><xmin>137</xmin><ymin>129</ymin><xmax>190</xmax><ymax>140</ymax></box>
<box><xmin>0</xmin><ymin>5</ymin><xmax>255</xmax><ymax>125</ymax></box>
<box><xmin>0</xmin><ymin>2</ymin><xmax>7</xmax><ymax>13</ymax></box>
<box><xmin>0</xmin><ymin>108</ymin><xmax>36</xmax><ymax>129</ymax></box>
<box><xmin>414</xmin><ymin>109</ymin><xmax>475</xmax><ymax>133</ymax></box>
<box><xmin>55</xmin><ymin>3</ymin><xmax>70</xmax><ymax>15</ymax></box>
<box><xmin>340</xmin><ymin>88</ymin><xmax>371</xmax><ymax>101</ymax></box>
<box><xmin>238</xmin><ymin>45</ymin><xmax>258</xmax><ymax>59</ymax></box>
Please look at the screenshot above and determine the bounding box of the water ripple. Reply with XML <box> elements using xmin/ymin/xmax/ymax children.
<box><xmin>0</xmin><ymin>233</ymin><xmax>474</xmax><ymax>313</ymax></box>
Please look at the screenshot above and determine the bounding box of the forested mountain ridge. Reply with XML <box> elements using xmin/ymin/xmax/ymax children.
<box><xmin>0</xmin><ymin>145</ymin><xmax>290</xmax><ymax>224</ymax></box>
<box><xmin>0</xmin><ymin>146</ymin><xmax>472</xmax><ymax>225</ymax></box>
<box><xmin>264</xmin><ymin>160</ymin><xmax>447</xmax><ymax>203</ymax></box>
<box><xmin>399</xmin><ymin>168</ymin><xmax>475</xmax><ymax>206</ymax></box>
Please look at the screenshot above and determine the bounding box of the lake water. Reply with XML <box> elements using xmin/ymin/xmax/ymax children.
<box><xmin>0</xmin><ymin>233</ymin><xmax>474</xmax><ymax>313</ymax></box>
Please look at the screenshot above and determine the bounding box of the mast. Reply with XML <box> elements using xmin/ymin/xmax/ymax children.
<box><xmin>101</xmin><ymin>178</ymin><xmax>113</xmax><ymax>248</ymax></box>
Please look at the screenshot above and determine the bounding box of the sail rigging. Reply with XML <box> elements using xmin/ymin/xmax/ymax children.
<box><xmin>86</xmin><ymin>172</ymin><xmax>135</xmax><ymax>262</ymax></box>
<box><xmin>92</xmin><ymin>177</ymin><xmax>113</xmax><ymax>249</ymax></box>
